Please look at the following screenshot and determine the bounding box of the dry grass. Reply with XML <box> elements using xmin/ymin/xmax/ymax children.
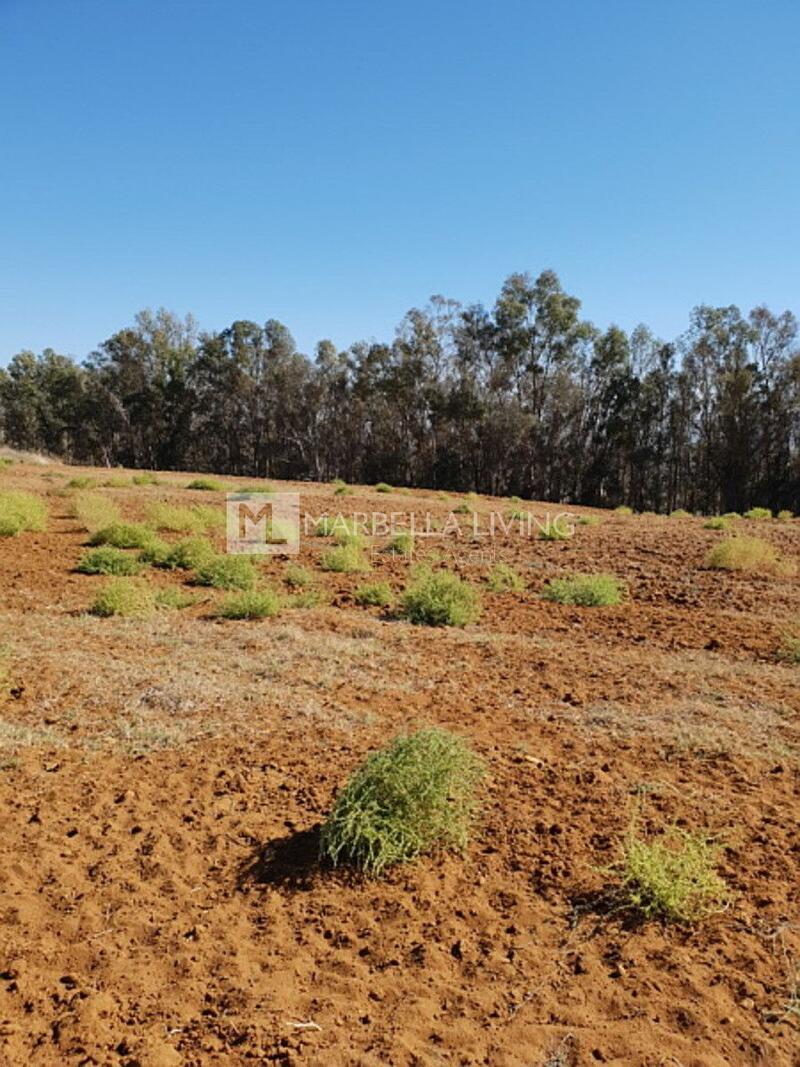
<box><xmin>706</xmin><ymin>536</ymin><xmax>790</xmax><ymax>574</ymax></box>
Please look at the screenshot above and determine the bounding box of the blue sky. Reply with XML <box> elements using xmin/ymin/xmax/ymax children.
<box><xmin>1</xmin><ymin>0</ymin><xmax>798</xmax><ymax>360</ymax></box>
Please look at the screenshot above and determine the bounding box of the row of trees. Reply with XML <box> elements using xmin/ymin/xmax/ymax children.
<box><xmin>2</xmin><ymin>271</ymin><xmax>799</xmax><ymax>512</ymax></box>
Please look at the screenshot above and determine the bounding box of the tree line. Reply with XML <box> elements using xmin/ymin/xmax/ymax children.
<box><xmin>2</xmin><ymin>270</ymin><xmax>799</xmax><ymax>513</ymax></box>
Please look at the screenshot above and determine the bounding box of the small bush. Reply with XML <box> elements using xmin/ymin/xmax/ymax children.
<box><xmin>155</xmin><ymin>587</ymin><xmax>198</xmax><ymax>610</ymax></box>
<box><xmin>777</xmin><ymin>510</ymin><xmax>794</xmax><ymax>522</ymax></box>
<box><xmin>614</xmin><ymin>505</ymin><xmax>634</xmax><ymax>515</ymax></box>
<box><xmin>375</xmin><ymin>482</ymin><xmax>393</xmax><ymax>493</ymax></box>
<box><xmin>486</xmin><ymin>562</ymin><xmax>525</xmax><ymax>592</ymax></box>
<box><xmin>706</xmin><ymin>536</ymin><xmax>783</xmax><ymax>573</ymax></box>
<box><xmin>66</xmin><ymin>475</ymin><xmax>94</xmax><ymax>489</ymax></box>
<box><xmin>194</xmin><ymin>554</ymin><xmax>257</xmax><ymax>590</ymax></box>
<box><xmin>137</xmin><ymin>537</ymin><xmax>173</xmax><ymax>566</ymax></box>
<box><xmin>186</xmin><ymin>477</ymin><xmax>224</xmax><ymax>491</ymax></box>
<box><xmin>669</xmin><ymin>508</ymin><xmax>691</xmax><ymax>519</ymax></box>
<box><xmin>77</xmin><ymin>546</ymin><xmax>144</xmax><ymax>576</ymax></box>
<box><xmin>319</xmin><ymin>727</ymin><xmax>485</xmax><ymax>875</ymax></box>
<box><xmin>334</xmin><ymin>483</ymin><xmax>352</xmax><ymax>496</ymax></box>
<box><xmin>542</xmin><ymin>573</ymin><xmax>624</xmax><ymax>607</ymax></box>
<box><xmin>70</xmin><ymin>491</ymin><xmax>121</xmax><ymax>532</ymax></box>
<box><xmin>704</xmin><ymin>516</ymin><xmax>730</xmax><ymax>531</ymax></box>
<box><xmin>354</xmin><ymin>580</ymin><xmax>393</xmax><ymax>607</ymax></box>
<box><xmin>217</xmin><ymin>588</ymin><xmax>281</xmax><ymax>619</ymax></box>
<box><xmin>579</xmin><ymin>515</ymin><xmax>601</xmax><ymax>526</ymax></box>
<box><xmin>191</xmin><ymin>504</ymin><xmax>225</xmax><ymax>530</ymax></box>
<box><xmin>722</xmin><ymin>512</ymin><xmax>741</xmax><ymax>520</ymax></box>
<box><xmin>283</xmin><ymin>563</ymin><xmax>315</xmax><ymax>589</ymax></box>
<box><xmin>538</xmin><ymin>519</ymin><xmax>573</xmax><ymax>541</ymax></box>
<box><xmin>90</xmin><ymin>578</ymin><xmax>156</xmax><ymax>618</ymax></box>
<box><xmin>0</xmin><ymin>491</ymin><xmax>48</xmax><ymax>537</ymax></box>
<box><xmin>400</xmin><ymin>569</ymin><xmax>480</xmax><ymax>627</ymax></box>
<box><xmin>388</xmin><ymin>531</ymin><xmax>414</xmax><ymax>557</ymax></box>
<box><xmin>289</xmin><ymin>587</ymin><xmax>328</xmax><ymax>608</ymax></box>
<box><xmin>146</xmin><ymin>502</ymin><xmax>203</xmax><ymax>533</ymax></box>
<box><xmin>131</xmin><ymin>472</ymin><xmax>160</xmax><ymax>486</ymax></box>
<box><xmin>320</xmin><ymin>544</ymin><xmax>371</xmax><ymax>573</ymax></box>
<box><xmin>88</xmin><ymin>522</ymin><xmax>156</xmax><ymax>550</ymax></box>
<box><xmin>103</xmin><ymin>476</ymin><xmax>131</xmax><ymax>488</ymax></box>
<box><xmin>313</xmin><ymin>515</ymin><xmax>335</xmax><ymax>536</ymax></box>
<box><xmin>744</xmin><ymin>506</ymin><xmax>772</xmax><ymax>520</ymax></box>
<box><xmin>777</xmin><ymin>634</ymin><xmax>800</xmax><ymax>664</ymax></box>
<box><xmin>155</xmin><ymin>535</ymin><xmax>216</xmax><ymax>570</ymax></box>
<box><xmin>618</xmin><ymin>828</ymin><xmax>730</xmax><ymax>923</ymax></box>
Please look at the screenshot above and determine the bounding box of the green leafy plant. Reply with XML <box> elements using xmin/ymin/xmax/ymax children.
<box><xmin>400</xmin><ymin>569</ymin><xmax>480</xmax><ymax>627</ymax></box>
<box><xmin>744</xmin><ymin>506</ymin><xmax>772</xmax><ymax>520</ymax></box>
<box><xmin>217</xmin><ymin>587</ymin><xmax>281</xmax><ymax>619</ymax></box>
<box><xmin>0</xmin><ymin>491</ymin><xmax>48</xmax><ymax>537</ymax></box>
<box><xmin>617</xmin><ymin>827</ymin><xmax>730</xmax><ymax>923</ymax></box>
<box><xmin>354</xmin><ymin>580</ymin><xmax>393</xmax><ymax>607</ymax></box>
<box><xmin>320</xmin><ymin>544</ymin><xmax>371</xmax><ymax>573</ymax></box>
<box><xmin>90</xmin><ymin>578</ymin><xmax>156</xmax><ymax>618</ymax></box>
<box><xmin>88</xmin><ymin>522</ymin><xmax>157</xmax><ymax>550</ymax></box>
<box><xmin>194</xmin><ymin>554</ymin><xmax>258</xmax><ymax>590</ymax></box>
<box><xmin>319</xmin><ymin>727</ymin><xmax>485</xmax><ymax>875</ymax></box>
<box><xmin>77</xmin><ymin>546</ymin><xmax>144</xmax><ymax>576</ymax></box>
<box><xmin>542</xmin><ymin>573</ymin><xmax>624</xmax><ymax>606</ymax></box>
<box><xmin>486</xmin><ymin>562</ymin><xmax>525</xmax><ymax>592</ymax></box>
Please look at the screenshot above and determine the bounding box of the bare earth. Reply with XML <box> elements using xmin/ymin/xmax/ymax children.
<box><xmin>0</xmin><ymin>463</ymin><xmax>798</xmax><ymax>1066</ymax></box>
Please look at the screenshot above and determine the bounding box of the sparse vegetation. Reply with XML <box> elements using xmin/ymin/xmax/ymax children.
<box><xmin>388</xmin><ymin>531</ymin><xmax>414</xmax><ymax>557</ymax></box>
<box><xmin>704</xmin><ymin>516</ymin><xmax>730</xmax><ymax>530</ymax></box>
<box><xmin>744</xmin><ymin>506</ymin><xmax>772</xmax><ymax>520</ymax></box>
<box><xmin>614</xmin><ymin>505</ymin><xmax>633</xmax><ymax>515</ymax></box>
<box><xmin>90</xmin><ymin>578</ymin><xmax>156</xmax><ymax>618</ymax></box>
<box><xmin>77</xmin><ymin>546</ymin><xmax>144</xmax><ymax>576</ymax></box>
<box><xmin>131</xmin><ymin>472</ymin><xmax>160</xmax><ymax>486</ymax></box>
<box><xmin>283</xmin><ymin>563</ymin><xmax>316</xmax><ymax>589</ymax></box>
<box><xmin>319</xmin><ymin>727</ymin><xmax>485</xmax><ymax>875</ymax></box>
<box><xmin>313</xmin><ymin>515</ymin><xmax>335</xmax><ymax>536</ymax></box>
<box><xmin>186</xmin><ymin>477</ymin><xmax>224</xmax><ymax>491</ymax></box>
<box><xmin>400</xmin><ymin>569</ymin><xmax>480</xmax><ymax>627</ymax></box>
<box><xmin>320</xmin><ymin>543</ymin><xmax>371</xmax><ymax>573</ymax></box>
<box><xmin>194</xmin><ymin>554</ymin><xmax>258</xmax><ymax>590</ymax></box>
<box><xmin>0</xmin><ymin>490</ymin><xmax>48</xmax><ymax>537</ymax></box>
<box><xmin>542</xmin><ymin>573</ymin><xmax>624</xmax><ymax>606</ymax></box>
<box><xmin>146</xmin><ymin>502</ymin><xmax>203</xmax><ymax>532</ymax></box>
<box><xmin>66</xmin><ymin>475</ymin><xmax>95</xmax><ymax>489</ymax></box>
<box><xmin>216</xmin><ymin>587</ymin><xmax>281</xmax><ymax>619</ymax></box>
<box><xmin>486</xmin><ymin>562</ymin><xmax>525</xmax><ymax>592</ymax></box>
<box><xmin>354</xmin><ymin>580</ymin><xmax>393</xmax><ymax>607</ymax></box>
<box><xmin>154</xmin><ymin>587</ymin><xmax>198</xmax><ymax>611</ymax></box>
<box><xmin>70</xmin><ymin>491</ymin><xmax>121</xmax><ymax>532</ymax></box>
<box><xmin>617</xmin><ymin>827</ymin><xmax>730</xmax><ymax>923</ymax></box>
<box><xmin>578</xmin><ymin>515</ymin><xmax>601</xmax><ymax>526</ymax></box>
<box><xmin>777</xmin><ymin>510</ymin><xmax>794</xmax><ymax>522</ymax></box>
<box><xmin>538</xmin><ymin>519</ymin><xmax>573</xmax><ymax>541</ymax></box>
<box><xmin>777</xmin><ymin>633</ymin><xmax>800</xmax><ymax>664</ymax></box>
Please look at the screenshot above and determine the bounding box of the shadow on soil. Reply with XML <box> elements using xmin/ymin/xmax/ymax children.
<box><xmin>238</xmin><ymin>826</ymin><xmax>322</xmax><ymax>891</ymax></box>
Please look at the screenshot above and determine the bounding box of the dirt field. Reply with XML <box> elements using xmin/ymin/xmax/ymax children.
<box><xmin>0</xmin><ymin>463</ymin><xmax>798</xmax><ymax>1066</ymax></box>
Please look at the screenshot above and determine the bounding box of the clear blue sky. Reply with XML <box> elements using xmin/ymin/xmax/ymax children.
<box><xmin>2</xmin><ymin>0</ymin><xmax>798</xmax><ymax>361</ymax></box>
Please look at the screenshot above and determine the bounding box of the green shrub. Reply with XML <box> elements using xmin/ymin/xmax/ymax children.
<box><xmin>289</xmin><ymin>587</ymin><xmax>328</xmax><ymax>608</ymax></box>
<box><xmin>578</xmin><ymin>515</ymin><xmax>601</xmax><ymax>526</ymax></box>
<box><xmin>722</xmin><ymin>511</ymin><xmax>741</xmax><ymax>520</ymax></box>
<box><xmin>90</xmin><ymin>578</ymin><xmax>156</xmax><ymax>618</ymax></box>
<box><xmin>614</xmin><ymin>505</ymin><xmax>634</xmax><ymax>515</ymax></box>
<box><xmin>217</xmin><ymin>587</ymin><xmax>281</xmax><ymax>619</ymax></box>
<box><xmin>77</xmin><ymin>546</ymin><xmax>144</xmax><ymax>576</ymax></box>
<box><xmin>704</xmin><ymin>516</ymin><xmax>730</xmax><ymax>531</ymax></box>
<box><xmin>320</xmin><ymin>544</ymin><xmax>371</xmax><ymax>573</ymax></box>
<box><xmin>283</xmin><ymin>563</ymin><xmax>315</xmax><ymax>589</ymax></box>
<box><xmin>388</xmin><ymin>531</ymin><xmax>414</xmax><ymax>557</ymax></box>
<box><xmin>131</xmin><ymin>472</ymin><xmax>160</xmax><ymax>486</ymax></box>
<box><xmin>154</xmin><ymin>587</ymin><xmax>198</xmax><ymax>611</ymax></box>
<box><xmin>375</xmin><ymin>482</ymin><xmax>393</xmax><ymax>493</ymax></box>
<box><xmin>186</xmin><ymin>477</ymin><xmax>224</xmax><ymax>491</ymax></box>
<box><xmin>542</xmin><ymin>573</ymin><xmax>624</xmax><ymax>607</ymax></box>
<box><xmin>777</xmin><ymin>634</ymin><xmax>800</xmax><ymax>664</ymax></box>
<box><xmin>88</xmin><ymin>522</ymin><xmax>156</xmax><ymax>550</ymax></box>
<box><xmin>400</xmin><ymin>569</ymin><xmax>480</xmax><ymax>627</ymax></box>
<box><xmin>777</xmin><ymin>510</ymin><xmax>794</xmax><ymax>522</ymax></box>
<box><xmin>313</xmin><ymin>515</ymin><xmax>335</xmax><ymax>536</ymax></box>
<box><xmin>538</xmin><ymin>519</ymin><xmax>573</xmax><ymax>541</ymax></box>
<box><xmin>137</xmin><ymin>537</ymin><xmax>173</xmax><ymax>566</ymax></box>
<box><xmin>146</xmin><ymin>502</ymin><xmax>203</xmax><ymax>533</ymax></box>
<box><xmin>334</xmin><ymin>483</ymin><xmax>352</xmax><ymax>496</ymax></box>
<box><xmin>194</xmin><ymin>554</ymin><xmax>257</xmax><ymax>590</ymax></box>
<box><xmin>70</xmin><ymin>491</ymin><xmax>121</xmax><ymax>532</ymax></box>
<box><xmin>103</xmin><ymin>476</ymin><xmax>131</xmax><ymax>488</ymax></box>
<box><xmin>155</xmin><ymin>535</ymin><xmax>216</xmax><ymax>571</ymax></box>
<box><xmin>319</xmin><ymin>727</ymin><xmax>485</xmax><ymax>875</ymax></box>
<box><xmin>618</xmin><ymin>828</ymin><xmax>730</xmax><ymax>923</ymax></box>
<box><xmin>354</xmin><ymin>580</ymin><xmax>393</xmax><ymax>607</ymax></box>
<box><xmin>486</xmin><ymin>562</ymin><xmax>525</xmax><ymax>592</ymax></box>
<box><xmin>669</xmin><ymin>508</ymin><xmax>691</xmax><ymax>519</ymax></box>
<box><xmin>0</xmin><ymin>491</ymin><xmax>48</xmax><ymax>537</ymax></box>
<box><xmin>706</xmin><ymin>536</ymin><xmax>783</xmax><ymax>573</ymax></box>
<box><xmin>191</xmin><ymin>504</ymin><xmax>225</xmax><ymax>530</ymax></box>
<box><xmin>66</xmin><ymin>475</ymin><xmax>95</xmax><ymax>489</ymax></box>
<box><xmin>744</xmin><ymin>506</ymin><xmax>772</xmax><ymax>520</ymax></box>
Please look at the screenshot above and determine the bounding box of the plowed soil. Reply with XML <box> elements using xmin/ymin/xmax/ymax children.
<box><xmin>0</xmin><ymin>463</ymin><xmax>798</xmax><ymax>1066</ymax></box>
